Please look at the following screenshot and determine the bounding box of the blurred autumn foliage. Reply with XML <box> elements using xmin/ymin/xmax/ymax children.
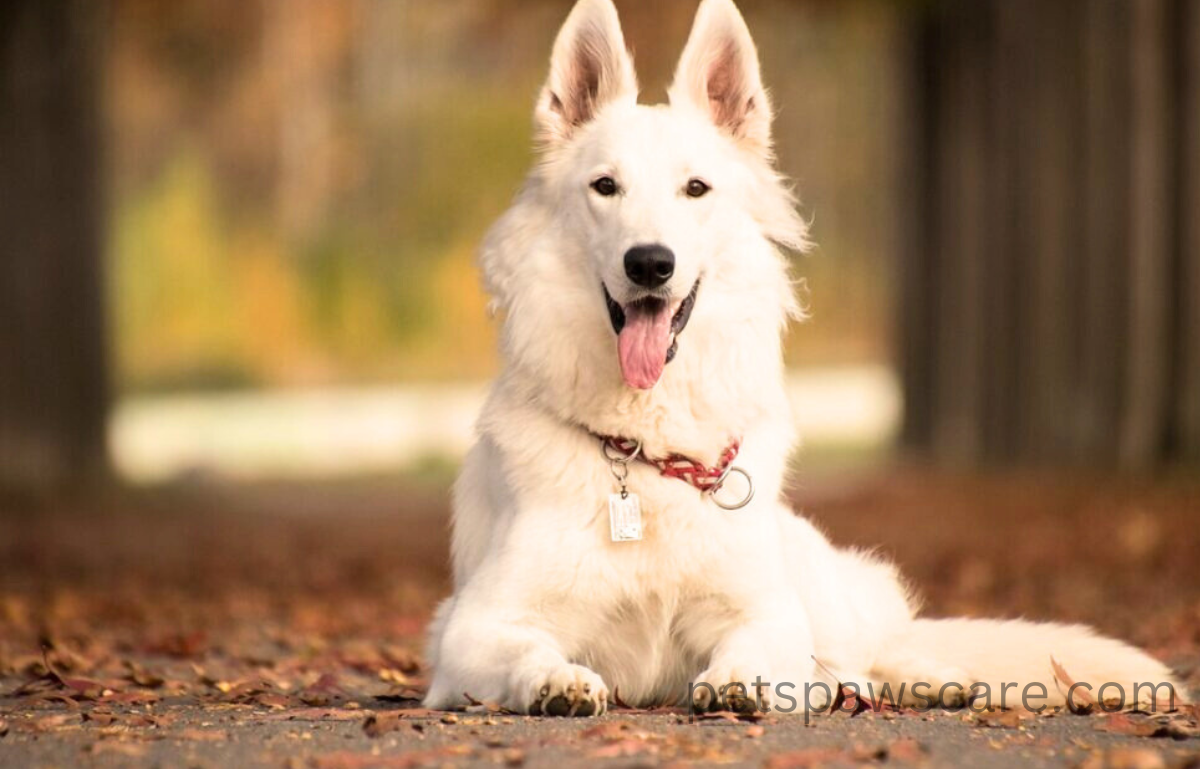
<box><xmin>105</xmin><ymin>0</ymin><xmax>905</xmax><ymax>392</ymax></box>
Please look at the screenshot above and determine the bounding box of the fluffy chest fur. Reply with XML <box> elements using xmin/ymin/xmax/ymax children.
<box><xmin>444</xmin><ymin>380</ymin><xmax>794</xmax><ymax>703</ymax></box>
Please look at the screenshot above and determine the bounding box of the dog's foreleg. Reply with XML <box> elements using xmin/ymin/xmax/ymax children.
<box><xmin>423</xmin><ymin>599</ymin><xmax>609</xmax><ymax>716</ymax></box>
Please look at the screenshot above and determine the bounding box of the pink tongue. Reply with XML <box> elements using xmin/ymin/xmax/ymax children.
<box><xmin>618</xmin><ymin>304</ymin><xmax>673</xmax><ymax>389</ymax></box>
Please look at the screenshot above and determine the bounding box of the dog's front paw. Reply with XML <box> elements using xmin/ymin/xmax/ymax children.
<box><xmin>691</xmin><ymin>666</ymin><xmax>772</xmax><ymax>714</ymax></box>
<box><xmin>525</xmin><ymin>664</ymin><xmax>608</xmax><ymax>717</ymax></box>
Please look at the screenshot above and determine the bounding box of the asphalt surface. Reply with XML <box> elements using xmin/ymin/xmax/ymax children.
<box><xmin>2</xmin><ymin>700</ymin><xmax>1200</xmax><ymax>768</ymax></box>
<box><xmin>2</xmin><ymin>469</ymin><xmax>1199</xmax><ymax>767</ymax></box>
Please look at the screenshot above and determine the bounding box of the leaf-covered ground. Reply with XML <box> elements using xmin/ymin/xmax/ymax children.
<box><xmin>2</xmin><ymin>467</ymin><xmax>1199</xmax><ymax>768</ymax></box>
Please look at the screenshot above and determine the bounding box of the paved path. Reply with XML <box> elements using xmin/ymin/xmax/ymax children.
<box><xmin>2</xmin><ymin>470</ymin><xmax>1198</xmax><ymax>767</ymax></box>
<box><xmin>2</xmin><ymin>699</ymin><xmax>1199</xmax><ymax>768</ymax></box>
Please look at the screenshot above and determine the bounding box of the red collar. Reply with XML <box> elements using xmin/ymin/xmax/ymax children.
<box><xmin>600</xmin><ymin>436</ymin><xmax>741</xmax><ymax>492</ymax></box>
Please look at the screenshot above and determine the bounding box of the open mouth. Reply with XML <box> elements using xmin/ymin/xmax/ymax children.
<box><xmin>603</xmin><ymin>279</ymin><xmax>700</xmax><ymax>389</ymax></box>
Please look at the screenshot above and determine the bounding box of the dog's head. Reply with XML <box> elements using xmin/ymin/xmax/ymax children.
<box><xmin>483</xmin><ymin>0</ymin><xmax>806</xmax><ymax>406</ymax></box>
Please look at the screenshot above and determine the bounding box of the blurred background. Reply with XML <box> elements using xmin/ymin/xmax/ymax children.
<box><xmin>6</xmin><ymin>0</ymin><xmax>912</xmax><ymax>491</ymax></box>
<box><xmin>1</xmin><ymin>0</ymin><xmax>1199</xmax><ymax>735</ymax></box>
<box><xmin>5</xmin><ymin>0</ymin><xmax>1197</xmax><ymax>494</ymax></box>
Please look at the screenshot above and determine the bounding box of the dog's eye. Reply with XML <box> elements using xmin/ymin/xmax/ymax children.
<box><xmin>590</xmin><ymin>176</ymin><xmax>619</xmax><ymax>197</ymax></box>
<box><xmin>685</xmin><ymin>178</ymin><xmax>711</xmax><ymax>198</ymax></box>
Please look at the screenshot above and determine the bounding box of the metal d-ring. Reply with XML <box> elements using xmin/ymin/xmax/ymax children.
<box><xmin>601</xmin><ymin>437</ymin><xmax>641</xmax><ymax>465</ymax></box>
<box><xmin>709</xmin><ymin>466</ymin><xmax>754</xmax><ymax>510</ymax></box>
<box><xmin>601</xmin><ymin>437</ymin><xmax>641</xmax><ymax>499</ymax></box>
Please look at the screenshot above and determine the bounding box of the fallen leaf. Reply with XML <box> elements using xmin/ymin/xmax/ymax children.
<box><xmin>1096</xmin><ymin>713</ymin><xmax>1199</xmax><ymax>740</ymax></box>
<box><xmin>1096</xmin><ymin>714</ymin><xmax>1161</xmax><ymax>737</ymax></box>
<box><xmin>123</xmin><ymin>661</ymin><xmax>165</xmax><ymax>688</ymax></box>
<box><xmin>39</xmin><ymin>647</ymin><xmax>112</xmax><ymax>700</ymax></box>
<box><xmin>611</xmin><ymin>687</ymin><xmax>635</xmax><ymax>710</ymax></box>
<box><xmin>374</xmin><ymin>686</ymin><xmax>425</xmax><ymax>703</ymax></box>
<box><xmin>101</xmin><ymin>690</ymin><xmax>160</xmax><ymax>705</ymax></box>
<box><xmin>363</xmin><ymin>712</ymin><xmax>412</xmax><ymax>738</ymax></box>
<box><xmin>1051</xmin><ymin>656</ymin><xmax>1096</xmax><ymax>714</ymax></box>
<box><xmin>300</xmin><ymin>673</ymin><xmax>346</xmax><ymax>706</ymax></box>
<box><xmin>252</xmin><ymin>692</ymin><xmax>292</xmax><ymax>710</ymax></box>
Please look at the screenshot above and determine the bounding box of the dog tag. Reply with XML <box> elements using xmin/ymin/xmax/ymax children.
<box><xmin>608</xmin><ymin>493</ymin><xmax>643</xmax><ymax>542</ymax></box>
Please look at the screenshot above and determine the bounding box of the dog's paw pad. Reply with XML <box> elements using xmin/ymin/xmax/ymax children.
<box><xmin>528</xmin><ymin>665</ymin><xmax>607</xmax><ymax>717</ymax></box>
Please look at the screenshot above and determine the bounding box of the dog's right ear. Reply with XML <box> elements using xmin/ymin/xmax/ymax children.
<box><xmin>535</xmin><ymin>0</ymin><xmax>637</xmax><ymax>148</ymax></box>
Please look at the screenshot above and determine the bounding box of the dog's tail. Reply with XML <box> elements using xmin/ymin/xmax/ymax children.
<box><xmin>867</xmin><ymin>618</ymin><xmax>1185</xmax><ymax>711</ymax></box>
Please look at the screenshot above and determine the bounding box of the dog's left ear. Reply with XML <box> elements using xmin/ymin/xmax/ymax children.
<box><xmin>669</xmin><ymin>0</ymin><xmax>771</xmax><ymax>155</ymax></box>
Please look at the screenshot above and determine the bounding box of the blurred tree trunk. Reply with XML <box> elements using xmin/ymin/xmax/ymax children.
<box><xmin>0</xmin><ymin>0</ymin><xmax>109</xmax><ymax>498</ymax></box>
<box><xmin>901</xmin><ymin>0</ymin><xmax>1200</xmax><ymax>468</ymax></box>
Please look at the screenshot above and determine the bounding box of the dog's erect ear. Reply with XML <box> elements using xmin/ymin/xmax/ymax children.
<box><xmin>669</xmin><ymin>0</ymin><xmax>771</xmax><ymax>154</ymax></box>
<box><xmin>535</xmin><ymin>0</ymin><xmax>637</xmax><ymax>147</ymax></box>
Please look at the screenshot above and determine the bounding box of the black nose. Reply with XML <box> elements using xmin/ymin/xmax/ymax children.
<box><xmin>624</xmin><ymin>244</ymin><xmax>675</xmax><ymax>289</ymax></box>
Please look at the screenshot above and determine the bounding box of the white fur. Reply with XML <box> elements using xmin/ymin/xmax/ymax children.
<box><xmin>424</xmin><ymin>0</ymin><xmax>1183</xmax><ymax>715</ymax></box>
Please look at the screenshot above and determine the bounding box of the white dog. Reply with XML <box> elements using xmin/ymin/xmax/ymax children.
<box><xmin>424</xmin><ymin>0</ymin><xmax>1181</xmax><ymax>716</ymax></box>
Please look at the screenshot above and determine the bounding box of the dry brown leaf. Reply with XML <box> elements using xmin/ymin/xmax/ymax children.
<box><xmin>374</xmin><ymin>686</ymin><xmax>426</xmax><ymax>703</ymax></box>
<box><xmin>361</xmin><ymin>707</ymin><xmax>440</xmax><ymax>737</ymax></box>
<box><xmin>122</xmin><ymin>660</ymin><xmax>165</xmax><ymax>688</ymax></box>
<box><xmin>40</xmin><ymin>646</ymin><xmax>112</xmax><ymax>700</ymax></box>
<box><xmin>252</xmin><ymin>692</ymin><xmax>292</xmax><ymax>709</ymax></box>
<box><xmin>1096</xmin><ymin>713</ymin><xmax>1199</xmax><ymax>740</ymax></box>
<box><xmin>1051</xmin><ymin>656</ymin><xmax>1097</xmax><ymax>714</ymax></box>
<box><xmin>1096</xmin><ymin>714</ymin><xmax>1162</xmax><ymax>737</ymax></box>
<box><xmin>300</xmin><ymin>673</ymin><xmax>346</xmax><ymax>706</ymax></box>
<box><xmin>610</xmin><ymin>686</ymin><xmax>635</xmax><ymax>710</ymax></box>
<box><xmin>101</xmin><ymin>690</ymin><xmax>160</xmax><ymax>705</ymax></box>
